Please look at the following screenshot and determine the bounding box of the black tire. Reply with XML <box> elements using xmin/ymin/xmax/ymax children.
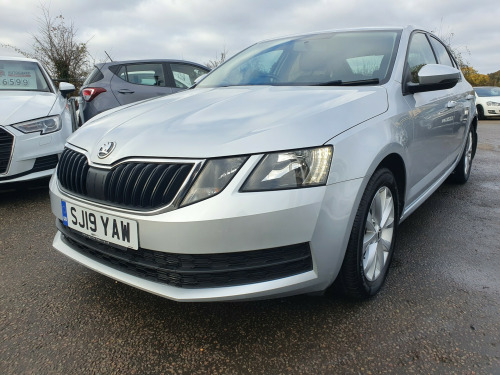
<box><xmin>449</xmin><ymin>127</ymin><xmax>475</xmax><ymax>184</ymax></box>
<box><xmin>339</xmin><ymin>168</ymin><xmax>399</xmax><ymax>299</ymax></box>
<box><xmin>477</xmin><ymin>106</ymin><xmax>485</xmax><ymax>120</ymax></box>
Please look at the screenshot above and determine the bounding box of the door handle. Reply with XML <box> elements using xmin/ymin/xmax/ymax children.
<box><xmin>446</xmin><ymin>101</ymin><xmax>457</xmax><ymax>108</ymax></box>
<box><xmin>118</xmin><ymin>89</ymin><xmax>134</xmax><ymax>94</ymax></box>
<box><xmin>466</xmin><ymin>94</ymin><xmax>474</xmax><ymax>100</ymax></box>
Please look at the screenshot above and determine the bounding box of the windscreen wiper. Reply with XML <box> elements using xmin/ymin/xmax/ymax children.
<box><xmin>315</xmin><ymin>78</ymin><xmax>380</xmax><ymax>86</ymax></box>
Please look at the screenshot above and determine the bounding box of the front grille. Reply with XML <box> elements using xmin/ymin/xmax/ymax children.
<box><xmin>57</xmin><ymin>148</ymin><xmax>88</xmax><ymax>195</ymax></box>
<box><xmin>0</xmin><ymin>128</ymin><xmax>14</xmax><ymax>174</ymax></box>
<box><xmin>57</xmin><ymin>220</ymin><xmax>313</xmax><ymax>289</ymax></box>
<box><xmin>57</xmin><ymin>148</ymin><xmax>194</xmax><ymax>210</ymax></box>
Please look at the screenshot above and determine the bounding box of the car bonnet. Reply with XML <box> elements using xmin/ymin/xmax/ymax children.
<box><xmin>68</xmin><ymin>85</ymin><xmax>388</xmax><ymax>164</ymax></box>
<box><xmin>0</xmin><ymin>91</ymin><xmax>57</xmax><ymax>126</ymax></box>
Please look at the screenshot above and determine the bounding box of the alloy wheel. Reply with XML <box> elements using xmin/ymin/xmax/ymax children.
<box><xmin>464</xmin><ymin>130</ymin><xmax>473</xmax><ymax>176</ymax></box>
<box><xmin>362</xmin><ymin>186</ymin><xmax>395</xmax><ymax>281</ymax></box>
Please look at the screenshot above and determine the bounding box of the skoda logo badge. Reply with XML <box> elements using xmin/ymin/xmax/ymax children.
<box><xmin>98</xmin><ymin>141</ymin><xmax>116</xmax><ymax>159</ymax></box>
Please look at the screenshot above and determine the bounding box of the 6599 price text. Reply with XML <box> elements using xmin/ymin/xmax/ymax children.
<box><xmin>1</xmin><ymin>78</ymin><xmax>30</xmax><ymax>86</ymax></box>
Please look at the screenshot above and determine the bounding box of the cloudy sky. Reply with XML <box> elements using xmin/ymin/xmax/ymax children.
<box><xmin>1</xmin><ymin>0</ymin><xmax>499</xmax><ymax>74</ymax></box>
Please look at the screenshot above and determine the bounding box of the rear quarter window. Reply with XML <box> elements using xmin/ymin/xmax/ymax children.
<box><xmin>429</xmin><ymin>37</ymin><xmax>454</xmax><ymax>67</ymax></box>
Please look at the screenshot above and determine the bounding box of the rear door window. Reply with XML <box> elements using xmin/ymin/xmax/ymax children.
<box><xmin>114</xmin><ymin>63</ymin><xmax>167</xmax><ymax>87</ymax></box>
<box><xmin>109</xmin><ymin>62</ymin><xmax>174</xmax><ymax>105</ymax></box>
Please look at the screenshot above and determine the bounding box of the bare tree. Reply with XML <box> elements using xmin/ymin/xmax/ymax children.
<box><xmin>432</xmin><ymin>21</ymin><xmax>470</xmax><ymax>69</ymax></box>
<box><xmin>1</xmin><ymin>5</ymin><xmax>91</xmax><ymax>88</ymax></box>
<box><xmin>205</xmin><ymin>47</ymin><xmax>228</xmax><ymax>69</ymax></box>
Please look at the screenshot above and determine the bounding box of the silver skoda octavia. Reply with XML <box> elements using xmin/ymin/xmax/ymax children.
<box><xmin>49</xmin><ymin>26</ymin><xmax>477</xmax><ymax>301</ymax></box>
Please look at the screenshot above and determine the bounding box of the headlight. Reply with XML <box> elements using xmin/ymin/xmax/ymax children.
<box><xmin>486</xmin><ymin>101</ymin><xmax>500</xmax><ymax>106</ymax></box>
<box><xmin>241</xmin><ymin>146</ymin><xmax>333</xmax><ymax>192</ymax></box>
<box><xmin>12</xmin><ymin>115</ymin><xmax>62</xmax><ymax>134</ymax></box>
<box><xmin>181</xmin><ymin>156</ymin><xmax>249</xmax><ymax>206</ymax></box>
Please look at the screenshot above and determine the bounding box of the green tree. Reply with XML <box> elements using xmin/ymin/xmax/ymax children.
<box><xmin>461</xmin><ymin>65</ymin><xmax>490</xmax><ymax>86</ymax></box>
<box><xmin>433</xmin><ymin>26</ymin><xmax>496</xmax><ymax>86</ymax></box>
<box><xmin>488</xmin><ymin>71</ymin><xmax>500</xmax><ymax>87</ymax></box>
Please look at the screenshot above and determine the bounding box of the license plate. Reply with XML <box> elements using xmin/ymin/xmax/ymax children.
<box><xmin>61</xmin><ymin>201</ymin><xmax>139</xmax><ymax>250</ymax></box>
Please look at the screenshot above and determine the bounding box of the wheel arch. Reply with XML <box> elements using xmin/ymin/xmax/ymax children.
<box><xmin>323</xmin><ymin>147</ymin><xmax>408</xmax><ymax>292</ymax></box>
<box><xmin>471</xmin><ymin>116</ymin><xmax>478</xmax><ymax>159</ymax></box>
<box><xmin>476</xmin><ymin>104</ymin><xmax>485</xmax><ymax>120</ymax></box>
<box><xmin>376</xmin><ymin>153</ymin><xmax>406</xmax><ymax>216</ymax></box>
<box><xmin>337</xmin><ymin>158</ymin><xmax>404</xmax><ymax>298</ymax></box>
<box><xmin>337</xmin><ymin>147</ymin><xmax>408</xmax><ymax>243</ymax></box>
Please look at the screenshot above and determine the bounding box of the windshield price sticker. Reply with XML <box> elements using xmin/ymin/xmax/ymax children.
<box><xmin>0</xmin><ymin>69</ymin><xmax>37</xmax><ymax>90</ymax></box>
<box><xmin>61</xmin><ymin>200</ymin><xmax>139</xmax><ymax>250</ymax></box>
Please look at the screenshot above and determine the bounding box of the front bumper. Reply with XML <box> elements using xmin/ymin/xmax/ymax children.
<box><xmin>49</xmin><ymin>165</ymin><xmax>362</xmax><ymax>301</ymax></box>
<box><xmin>0</xmin><ymin>126</ymin><xmax>66</xmax><ymax>184</ymax></box>
<box><xmin>485</xmin><ymin>106</ymin><xmax>500</xmax><ymax>117</ymax></box>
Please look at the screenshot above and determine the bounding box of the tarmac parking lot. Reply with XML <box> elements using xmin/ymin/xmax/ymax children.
<box><xmin>1</xmin><ymin>121</ymin><xmax>499</xmax><ymax>374</ymax></box>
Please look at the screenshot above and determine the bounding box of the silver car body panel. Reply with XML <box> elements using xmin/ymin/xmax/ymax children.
<box><xmin>50</xmin><ymin>26</ymin><xmax>476</xmax><ymax>301</ymax></box>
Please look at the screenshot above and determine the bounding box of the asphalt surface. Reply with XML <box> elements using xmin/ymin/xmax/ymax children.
<box><xmin>1</xmin><ymin>121</ymin><xmax>499</xmax><ymax>375</ymax></box>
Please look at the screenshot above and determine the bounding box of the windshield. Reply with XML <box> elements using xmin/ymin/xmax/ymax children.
<box><xmin>0</xmin><ymin>60</ymin><xmax>51</xmax><ymax>92</ymax></box>
<box><xmin>198</xmin><ymin>30</ymin><xmax>401</xmax><ymax>88</ymax></box>
<box><xmin>475</xmin><ymin>87</ymin><xmax>500</xmax><ymax>97</ymax></box>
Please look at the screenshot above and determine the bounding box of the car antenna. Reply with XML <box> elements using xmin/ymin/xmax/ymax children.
<box><xmin>104</xmin><ymin>51</ymin><xmax>114</xmax><ymax>62</ymax></box>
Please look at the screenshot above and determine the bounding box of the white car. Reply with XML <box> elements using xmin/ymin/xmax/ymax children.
<box><xmin>474</xmin><ymin>86</ymin><xmax>500</xmax><ymax>119</ymax></box>
<box><xmin>49</xmin><ymin>26</ymin><xmax>476</xmax><ymax>302</ymax></box>
<box><xmin>0</xmin><ymin>56</ymin><xmax>75</xmax><ymax>184</ymax></box>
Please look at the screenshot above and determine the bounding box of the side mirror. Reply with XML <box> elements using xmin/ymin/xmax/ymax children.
<box><xmin>59</xmin><ymin>82</ymin><xmax>76</xmax><ymax>97</ymax></box>
<box><xmin>406</xmin><ymin>64</ymin><xmax>461</xmax><ymax>94</ymax></box>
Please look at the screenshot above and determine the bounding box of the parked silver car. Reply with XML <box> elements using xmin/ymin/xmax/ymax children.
<box><xmin>50</xmin><ymin>26</ymin><xmax>477</xmax><ymax>301</ymax></box>
<box><xmin>79</xmin><ymin>59</ymin><xmax>209</xmax><ymax>123</ymax></box>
